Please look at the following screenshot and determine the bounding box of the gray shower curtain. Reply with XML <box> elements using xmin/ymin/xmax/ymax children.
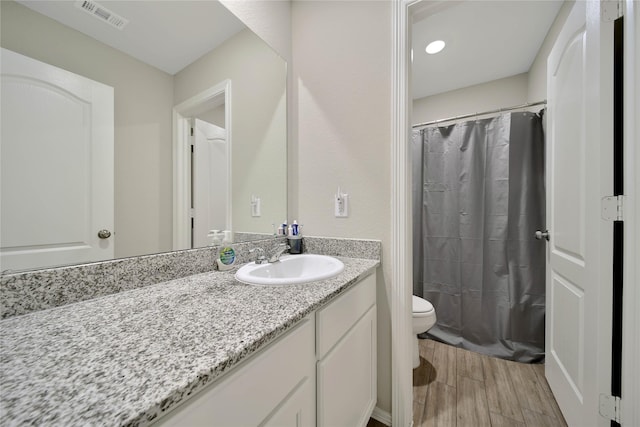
<box><xmin>412</xmin><ymin>112</ymin><xmax>545</xmax><ymax>362</ymax></box>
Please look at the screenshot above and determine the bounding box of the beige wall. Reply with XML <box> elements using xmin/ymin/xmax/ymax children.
<box><xmin>220</xmin><ymin>0</ymin><xmax>291</xmax><ymax>63</ymax></box>
<box><xmin>291</xmin><ymin>0</ymin><xmax>393</xmax><ymax>413</ymax></box>
<box><xmin>197</xmin><ymin>106</ymin><xmax>226</xmax><ymax>129</ymax></box>
<box><xmin>528</xmin><ymin>1</ymin><xmax>576</xmax><ymax>102</ymax></box>
<box><xmin>0</xmin><ymin>1</ymin><xmax>174</xmax><ymax>259</ymax></box>
<box><xmin>218</xmin><ymin>0</ymin><xmax>295</xmax><ymax>222</ymax></box>
<box><xmin>412</xmin><ymin>73</ymin><xmax>529</xmax><ymax>125</ymax></box>
<box><xmin>174</xmin><ymin>29</ymin><xmax>287</xmax><ymax>234</ymax></box>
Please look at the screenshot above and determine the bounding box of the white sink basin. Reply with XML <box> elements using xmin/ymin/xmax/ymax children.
<box><xmin>235</xmin><ymin>254</ymin><xmax>344</xmax><ymax>286</ymax></box>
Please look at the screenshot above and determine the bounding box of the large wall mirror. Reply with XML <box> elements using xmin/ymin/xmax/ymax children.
<box><xmin>0</xmin><ymin>0</ymin><xmax>287</xmax><ymax>272</ymax></box>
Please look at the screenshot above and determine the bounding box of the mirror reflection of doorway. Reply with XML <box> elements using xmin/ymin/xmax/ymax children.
<box><xmin>191</xmin><ymin>118</ymin><xmax>229</xmax><ymax>248</ymax></box>
<box><xmin>172</xmin><ymin>79</ymin><xmax>231</xmax><ymax>251</ymax></box>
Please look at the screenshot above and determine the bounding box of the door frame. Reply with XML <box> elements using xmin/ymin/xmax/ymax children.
<box><xmin>390</xmin><ymin>2</ymin><xmax>414</xmax><ymax>426</ymax></box>
<box><xmin>172</xmin><ymin>80</ymin><xmax>232</xmax><ymax>250</ymax></box>
<box><xmin>391</xmin><ymin>0</ymin><xmax>639</xmax><ymax>425</ymax></box>
<box><xmin>622</xmin><ymin>1</ymin><xmax>639</xmax><ymax>424</ymax></box>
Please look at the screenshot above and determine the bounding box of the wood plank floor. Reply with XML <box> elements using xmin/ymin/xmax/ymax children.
<box><xmin>412</xmin><ymin>339</ymin><xmax>567</xmax><ymax>427</ymax></box>
<box><xmin>367</xmin><ymin>339</ymin><xmax>566</xmax><ymax>427</ymax></box>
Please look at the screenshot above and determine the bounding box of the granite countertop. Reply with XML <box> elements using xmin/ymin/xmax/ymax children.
<box><xmin>0</xmin><ymin>257</ymin><xmax>379</xmax><ymax>426</ymax></box>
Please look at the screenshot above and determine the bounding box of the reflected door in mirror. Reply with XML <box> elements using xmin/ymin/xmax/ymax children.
<box><xmin>0</xmin><ymin>49</ymin><xmax>114</xmax><ymax>271</ymax></box>
<box><xmin>192</xmin><ymin>118</ymin><xmax>229</xmax><ymax>248</ymax></box>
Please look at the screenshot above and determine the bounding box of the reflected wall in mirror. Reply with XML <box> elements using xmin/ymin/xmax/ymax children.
<box><xmin>0</xmin><ymin>0</ymin><xmax>287</xmax><ymax>272</ymax></box>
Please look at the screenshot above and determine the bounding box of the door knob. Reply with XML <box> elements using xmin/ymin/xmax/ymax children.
<box><xmin>535</xmin><ymin>230</ymin><xmax>550</xmax><ymax>241</ymax></box>
<box><xmin>97</xmin><ymin>229</ymin><xmax>112</xmax><ymax>239</ymax></box>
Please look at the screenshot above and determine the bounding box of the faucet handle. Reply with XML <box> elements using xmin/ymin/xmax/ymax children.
<box><xmin>268</xmin><ymin>243</ymin><xmax>290</xmax><ymax>262</ymax></box>
<box><xmin>249</xmin><ymin>247</ymin><xmax>268</xmax><ymax>264</ymax></box>
<box><xmin>272</xmin><ymin>243</ymin><xmax>290</xmax><ymax>253</ymax></box>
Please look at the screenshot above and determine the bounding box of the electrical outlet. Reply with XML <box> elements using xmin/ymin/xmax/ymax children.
<box><xmin>251</xmin><ymin>195</ymin><xmax>261</xmax><ymax>217</ymax></box>
<box><xmin>335</xmin><ymin>190</ymin><xmax>349</xmax><ymax>217</ymax></box>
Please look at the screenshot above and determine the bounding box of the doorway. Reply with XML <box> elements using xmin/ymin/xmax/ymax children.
<box><xmin>391</xmin><ymin>1</ymin><xmax>639</xmax><ymax>426</ymax></box>
<box><xmin>173</xmin><ymin>80</ymin><xmax>232</xmax><ymax>250</ymax></box>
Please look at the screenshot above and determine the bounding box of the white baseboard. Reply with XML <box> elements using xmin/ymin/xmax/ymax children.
<box><xmin>371</xmin><ymin>407</ymin><xmax>392</xmax><ymax>426</ymax></box>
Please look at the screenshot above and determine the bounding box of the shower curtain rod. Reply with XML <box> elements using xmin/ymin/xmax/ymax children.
<box><xmin>412</xmin><ymin>100</ymin><xmax>547</xmax><ymax>129</ymax></box>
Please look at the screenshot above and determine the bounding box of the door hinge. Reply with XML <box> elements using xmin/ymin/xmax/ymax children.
<box><xmin>190</xmin><ymin>127</ymin><xmax>194</xmax><ymax>136</ymax></box>
<box><xmin>599</xmin><ymin>394</ymin><xmax>621</xmax><ymax>423</ymax></box>
<box><xmin>602</xmin><ymin>195</ymin><xmax>625</xmax><ymax>221</ymax></box>
<box><xmin>189</xmin><ymin>208</ymin><xmax>195</xmax><ymax>218</ymax></box>
<box><xmin>602</xmin><ymin>0</ymin><xmax>624</xmax><ymax>21</ymax></box>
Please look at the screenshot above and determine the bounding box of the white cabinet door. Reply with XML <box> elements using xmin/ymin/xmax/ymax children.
<box><xmin>262</xmin><ymin>377</ymin><xmax>315</xmax><ymax>427</ymax></box>
<box><xmin>0</xmin><ymin>48</ymin><xmax>114</xmax><ymax>271</ymax></box>
<box><xmin>154</xmin><ymin>318</ymin><xmax>315</xmax><ymax>427</ymax></box>
<box><xmin>317</xmin><ymin>306</ymin><xmax>377</xmax><ymax>427</ymax></box>
<box><xmin>545</xmin><ymin>1</ymin><xmax>614</xmax><ymax>425</ymax></box>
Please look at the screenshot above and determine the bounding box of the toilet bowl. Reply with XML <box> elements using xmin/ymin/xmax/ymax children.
<box><xmin>412</xmin><ymin>295</ymin><xmax>436</xmax><ymax>369</ymax></box>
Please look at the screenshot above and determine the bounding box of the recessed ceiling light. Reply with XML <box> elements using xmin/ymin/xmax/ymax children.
<box><xmin>425</xmin><ymin>40</ymin><xmax>446</xmax><ymax>55</ymax></box>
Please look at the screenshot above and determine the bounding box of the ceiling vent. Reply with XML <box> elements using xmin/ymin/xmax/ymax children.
<box><xmin>74</xmin><ymin>0</ymin><xmax>129</xmax><ymax>30</ymax></box>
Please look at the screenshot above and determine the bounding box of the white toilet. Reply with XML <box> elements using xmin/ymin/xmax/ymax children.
<box><xmin>412</xmin><ymin>295</ymin><xmax>437</xmax><ymax>368</ymax></box>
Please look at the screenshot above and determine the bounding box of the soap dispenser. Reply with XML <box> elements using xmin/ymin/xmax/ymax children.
<box><xmin>208</xmin><ymin>230</ymin><xmax>223</xmax><ymax>246</ymax></box>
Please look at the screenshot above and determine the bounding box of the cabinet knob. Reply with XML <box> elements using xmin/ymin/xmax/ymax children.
<box><xmin>98</xmin><ymin>229</ymin><xmax>112</xmax><ymax>239</ymax></box>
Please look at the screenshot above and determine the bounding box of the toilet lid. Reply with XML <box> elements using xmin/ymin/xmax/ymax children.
<box><xmin>412</xmin><ymin>295</ymin><xmax>434</xmax><ymax>313</ymax></box>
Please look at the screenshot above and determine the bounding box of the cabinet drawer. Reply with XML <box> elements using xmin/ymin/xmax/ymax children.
<box><xmin>155</xmin><ymin>317</ymin><xmax>315</xmax><ymax>427</ymax></box>
<box><xmin>316</xmin><ymin>273</ymin><xmax>375</xmax><ymax>359</ymax></box>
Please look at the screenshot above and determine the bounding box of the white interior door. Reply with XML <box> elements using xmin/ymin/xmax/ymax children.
<box><xmin>0</xmin><ymin>48</ymin><xmax>114</xmax><ymax>272</ymax></box>
<box><xmin>545</xmin><ymin>1</ymin><xmax>614</xmax><ymax>425</ymax></box>
<box><xmin>192</xmin><ymin>118</ymin><xmax>228</xmax><ymax>248</ymax></box>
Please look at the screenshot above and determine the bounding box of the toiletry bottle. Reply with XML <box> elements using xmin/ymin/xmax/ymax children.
<box><xmin>287</xmin><ymin>220</ymin><xmax>303</xmax><ymax>254</ymax></box>
<box><xmin>216</xmin><ymin>245</ymin><xmax>236</xmax><ymax>271</ymax></box>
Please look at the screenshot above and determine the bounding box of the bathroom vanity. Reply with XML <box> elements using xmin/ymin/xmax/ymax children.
<box><xmin>155</xmin><ymin>272</ymin><xmax>376</xmax><ymax>427</ymax></box>
<box><xmin>0</xmin><ymin>248</ymin><xmax>379</xmax><ymax>427</ymax></box>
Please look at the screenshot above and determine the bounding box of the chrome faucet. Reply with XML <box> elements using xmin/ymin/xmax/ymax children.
<box><xmin>267</xmin><ymin>243</ymin><xmax>290</xmax><ymax>263</ymax></box>
<box><xmin>249</xmin><ymin>247</ymin><xmax>268</xmax><ymax>264</ymax></box>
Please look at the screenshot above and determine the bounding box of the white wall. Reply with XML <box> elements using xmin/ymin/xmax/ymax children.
<box><xmin>0</xmin><ymin>0</ymin><xmax>174</xmax><ymax>259</ymax></box>
<box><xmin>413</xmin><ymin>73</ymin><xmax>529</xmax><ymax>125</ymax></box>
<box><xmin>291</xmin><ymin>0</ymin><xmax>393</xmax><ymax>413</ymax></box>
<box><xmin>174</xmin><ymin>29</ymin><xmax>287</xmax><ymax>234</ymax></box>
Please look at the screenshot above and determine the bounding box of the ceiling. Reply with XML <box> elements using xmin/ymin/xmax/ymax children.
<box><xmin>16</xmin><ymin>0</ymin><xmax>246</xmax><ymax>75</ymax></box>
<box><xmin>412</xmin><ymin>0</ymin><xmax>564</xmax><ymax>100</ymax></box>
<box><xmin>17</xmin><ymin>0</ymin><xmax>563</xmax><ymax>94</ymax></box>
